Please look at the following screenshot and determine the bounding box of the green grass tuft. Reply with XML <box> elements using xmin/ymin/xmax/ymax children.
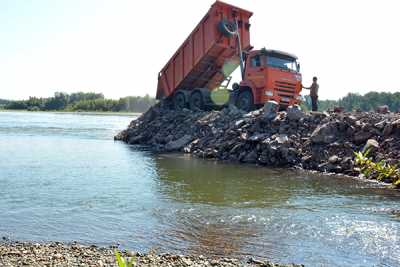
<box><xmin>354</xmin><ymin>149</ymin><xmax>400</xmax><ymax>187</ymax></box>
<box><xmin>115</xmin><ymin>250</ymin><xmax>136</xmax><ymax>267</ymax></box>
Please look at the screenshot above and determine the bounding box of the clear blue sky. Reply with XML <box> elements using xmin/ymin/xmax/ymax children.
<box><xmin>1</xmin><ymin>0</ymin><xmax>400</xmax><ymax>100</ymax></box>
<box><xmin>1</xmin><ymin>1</ymin><xmax>99</xmax><ymax>54</ymax></box>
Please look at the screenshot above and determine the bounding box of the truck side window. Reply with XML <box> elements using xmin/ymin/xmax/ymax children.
<box><xmin>251</xmin><ymin>55</ymin><xmax>261</xmax><ymax>68</ymax></box>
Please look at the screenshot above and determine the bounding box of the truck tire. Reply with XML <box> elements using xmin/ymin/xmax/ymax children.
<box><xmin>232</xmin><ymin>83</ymin><xmax>240</xmax><ymax>91</ymax></box>
<box><xmin>173</xmin><ymin>91</ymin><xmax>187</xmax><ymax>110</ymax></box>
<box><xmin>218</xmin><ymin>19</ymin><xmax>237</xmax><ymax>37</ymax></box>
<box><xmin>189</xmin><ymin>91</ymin><xmax>204</xmax><ymax>111</ymax></box>
<box><xmin>236</xmin><ymin>90</ymin><xmax>254</xmax><ymax>112</ymax></box>
<box><xmin>228</xmin><ymin>89</ymin><xmax>239</xmax><ymax>106</ymax></box>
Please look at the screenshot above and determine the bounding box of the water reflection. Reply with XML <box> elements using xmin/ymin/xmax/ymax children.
<box><xmin>150</xmin><ymin>153</ymin><xmax>400</xmax><ymax>265</ymax></box>
<box><xmin>154</xmin><ymin>153</ymin><xmax>293</xmax><ymax>207</ymax></box>
<box><xmin>154</xmin><ymin>206</ymin><xmax>266</xmax><ymax>258</ymax></box>
<box><xmin>152</xmin><ymin>153</ymin><xmax>297</xmax><ymax>258</ymax></box>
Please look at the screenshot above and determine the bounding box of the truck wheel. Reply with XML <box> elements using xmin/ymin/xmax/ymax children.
<box><xmin>218</xmin><ymin>19</ymin><xmax>237</xmax><ymax>37</ymax></box>
<box><xmin>232</xmin><ymin>83</ymin><xmax>240</xmax><ymax>91</ymax></box>
<box><xmin>189</xmin><ymin>91</ymin><xmax>204</xmax><ymax>111</ymax></box>
<box><xmin>173</xmin><ymin>92</ymin><xmax>187</xmax><ymax>110</ymax></box>
<box><xmin>236</xmin><ymin>90</ymin><xmax>254</xmax><ymax>112</ymax></box>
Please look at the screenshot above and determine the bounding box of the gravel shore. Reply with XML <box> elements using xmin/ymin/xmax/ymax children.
<box><xmin>0</xmin><ymin>241</ymin><xmax>303</xmax><ymax>267</ymax></box>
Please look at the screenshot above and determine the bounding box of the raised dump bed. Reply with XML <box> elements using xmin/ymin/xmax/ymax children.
<box><xmin>156</xmin><ymin>1</ymin><xmax>252</xmax><ymax>100</ymax></box>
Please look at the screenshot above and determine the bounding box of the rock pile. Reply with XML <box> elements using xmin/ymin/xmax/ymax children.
<box><xmin>115</xmin><ymin>103</ymin><xmax>400</xmax><ymax>185</ymax></box>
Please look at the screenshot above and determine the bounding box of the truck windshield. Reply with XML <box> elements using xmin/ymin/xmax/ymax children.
<box><xmin>266</xmin><ymin>55</ymin><xmax>298</xmax><ymax>72</ymax></box>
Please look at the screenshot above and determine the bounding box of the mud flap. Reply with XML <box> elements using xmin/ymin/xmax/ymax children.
<box><xmin>228</xmin><ymin>89</ymin><xmax>239</xmax><ymax>106</ymax></box>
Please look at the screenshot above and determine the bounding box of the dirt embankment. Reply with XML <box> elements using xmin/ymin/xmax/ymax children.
<box><xmin>0</xmin><ymin>241</ymin><xmax>301</xmax><ymax>267</ymax></box>
<box><xmin>115</xmin><ymin>104</ymin><xmax>400</xmax><ymax>186</ymax></box>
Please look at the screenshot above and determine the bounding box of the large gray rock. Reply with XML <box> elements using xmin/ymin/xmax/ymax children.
<box><xmin>165</xmin><ymin>135</ymin><xmax>193</xmax><ymax>151</ymax></box>
<box><xmin>262</xmin><ymin>100</ymin><xmax>279</xmax><ymax>120</ymax></box>
<box><xmin>329</xmin><ymin>155</ymin><xmax>341</xmax><ymax>164</ymax></box>
<box><xmin>128</xmin><ymin>134</ymin><xmax>145</xmax><ymax>144</ymax></box>
<box><xmin>275</xmin><ymin>134</ymin><xmax>290</xmax><ymax>144</ymax></box>
<box><xmin>114</xmin><ymin>129</ymin><xmax>127</xmax><ymax>141</ymax></box>
<box><xmin>227</xmin><ymin>104</ymin><xmax>242</xmax><ymax>116</ymax></box>
<box><xmin>353</xmin><ymin>131</ymin><xmax>372</xmax><ymax>145</ymax></box>
<box><xmin>363</xmin><ymin>139</ymin><xmax>379</xmax><ymax>154</ymax></box>
<box><xmin>310</xmin><ymin>122</ymin><xmax>338</xmax><ymax>144</ymax></box>
<box><xmin>287</xmin><ymin>105</ymin><xmax>306</xmax><ymax>121</ymax></box>
<box><xmin>376</xmin><ymin>105</ymin><xmax>390</xmax><ymax>114</ymax></box>
<box><xmin>374</xmin><ymin>120</ymin><xmax>386</xmax><ymax>129</ymax></box>
<box><xmin>383</xmin><ymin>123</ymin><xmax>393</xmax><ymax>136</ymax></box>
<box><xmin>243</xmin><ymin>150</ymin><xmax>258</xmax><ymax>163</ymax></box>
<box><xmin>391</xmin><ymin>119</ymin><xmax>400</xmax><ymax>127</ymax></box>
<box><xmin>248</xmin><ymin>133</ymin><xmax>268</xmax><ymax>142</ymax></box>
<box><xmin>141</xmin><ymin>106</ymin><xmax>159</xmax><ymax>122</ymax></box>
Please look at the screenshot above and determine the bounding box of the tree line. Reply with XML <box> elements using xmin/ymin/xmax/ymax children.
<box><xmin>3</xmin><ymin>92</ymin><xmax>156</xmax><ymax>113</ymax></box>
<box><xmin>0</xmin><ymin>99</ymin><xmax>9</xmax><ymax>109</ymax></box>
<box><xmin>3</xmin><ymin>91</ymin><xmax>399</xmax><ymax>113</ymax></box>
<box><xmin>303</xmin><ymin>91</ymin><xmax>400</xmax><ymax>112</ymax></box>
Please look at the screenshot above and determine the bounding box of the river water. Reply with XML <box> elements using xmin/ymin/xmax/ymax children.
<box><xmin>0</xmin><ymin>111</ymin><xmax>399</xmax><ymax>266</ymax></box>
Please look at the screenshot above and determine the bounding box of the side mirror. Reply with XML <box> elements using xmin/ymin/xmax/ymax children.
<box><xmin>297</xmin><ymin>63</ymin><xmax>301</xmax><ymax>72</ymax></box>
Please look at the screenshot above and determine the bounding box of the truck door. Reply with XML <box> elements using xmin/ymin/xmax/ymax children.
<box><xmin>247</xmin><ymin>54</ymin><xmax>266</xmax><ymax>88</ymax></box>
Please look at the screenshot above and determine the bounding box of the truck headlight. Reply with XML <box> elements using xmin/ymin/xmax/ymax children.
<box><xmin>265</xmin><ymin>90</ymin><xmax>274</xmax><ymax>96</ymax></box>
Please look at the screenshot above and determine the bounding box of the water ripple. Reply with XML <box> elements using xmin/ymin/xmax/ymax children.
<box><xmin>0</xmin><ymin>111</ymin><xmax>400</xmax><ymax>266</ymax></box>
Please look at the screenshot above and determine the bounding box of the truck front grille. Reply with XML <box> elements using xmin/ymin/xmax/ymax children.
<box><xmin>275</xmin><ymin>81</ymin><xmax>296</xmax><ymax>94</ymax></box>
<box><xmin>275</xmin><ymin>81</ymin><xmax>296</xmax><ymax>98</ymax></box>
<box><xmin>274</xmin><ymin>81</ymin><xmax>297</xmax><ymax>105</ymax></box>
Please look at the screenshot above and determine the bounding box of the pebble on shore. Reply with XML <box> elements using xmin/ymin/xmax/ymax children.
<box><xmin>0</xmin><ymin>241</ymin><xmax>303</xmax><ymax>267</ymax></box>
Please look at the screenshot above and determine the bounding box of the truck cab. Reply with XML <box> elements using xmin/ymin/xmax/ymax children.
<box><xmin>234</xmin><ymin>48</ymin><xmax>303</xmax><ymax>111</ymax></box>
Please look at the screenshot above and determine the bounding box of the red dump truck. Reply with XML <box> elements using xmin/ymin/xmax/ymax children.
<box><xmin>156</xmin><ymin>1</ymin><xmax>302</xmax><ymax>111</ymax></box>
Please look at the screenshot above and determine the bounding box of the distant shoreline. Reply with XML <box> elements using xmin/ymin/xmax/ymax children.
<box><xmin>0</xmin><ymin>109</ymin><xmax>141</xmax><ymax>117</ymax></box>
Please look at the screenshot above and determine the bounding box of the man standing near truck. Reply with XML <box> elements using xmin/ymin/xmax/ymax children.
<box><xmin>303</xmin><ymin>77</ymin><xmax>319</xmax><ymax>111</ymax></box>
